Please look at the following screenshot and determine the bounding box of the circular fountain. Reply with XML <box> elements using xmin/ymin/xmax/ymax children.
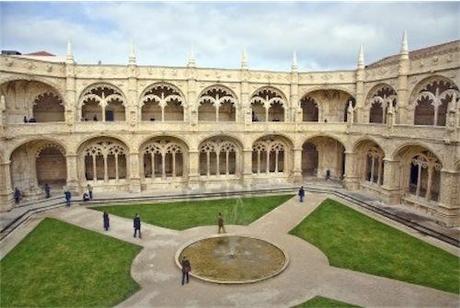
<box><xmin>176</xmin><ymin>235</ymin><xmax>288</xmax><ymax>284</ymax></box>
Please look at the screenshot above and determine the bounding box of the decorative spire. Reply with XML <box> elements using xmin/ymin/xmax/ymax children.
<box><xmin>357</xmin><ymin>44</ymin><xmax>364</xmax><ymax>69</ymax></box>
<box><xmin>66</xmin><ymin>40</ymin><xmax>74</xmax><ymax>63</ymax></box>
<box><xmin>241</xmin><ymin>48</ymin><xmax>248</xmax><ymax>69</ymax></box>
<box><xmin>291</xmin><ymin>50</ymin><xmax>298</xmax><ymax>71</ymax></box>
<box><xmin>187</xmin><ymin>46</ymin><xmax>196</xmax><ymax>68</ymax></box>
<box><xmin>400</xmin><ymin>30</ymin><xmax>409</xmax><ymax>57</ymax></box>
<box><xmin>129</xmin><ymin>41</ymin><xmax>136</xmax><ymax>65</ymax></box>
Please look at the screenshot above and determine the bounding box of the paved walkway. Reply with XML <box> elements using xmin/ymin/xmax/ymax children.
<box><xmin>1</xmin><ymin>193</ymin><xmax>455</xmax><ymax>307</ymax></box>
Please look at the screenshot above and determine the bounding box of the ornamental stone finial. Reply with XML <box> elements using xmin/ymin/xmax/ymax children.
<box><xmin>66</xmin><ymin>40</ymin><xmax>74</xmax><ymax>63</ymax></box>
<box><xmin>187</xmin><ymin>46</ymin><xmax>196</xmax><ymax>68</ymax></box>
<box><xmin>291</xmin><ymin>50</ymin><xmax>298</xmax><ymax>72</ymax></box>
<box><xmin>400</xmin><ymin>30</ymin><xmax>409</xmax><ymax>56</ymax></box>
<box><xmin>357</xmin><ymin>44</ymin><xmax>364</xmax><ymax>69</ymax></box>
<box><xmin>241</xmin><ymin>48</ymin><xmax>248</xmax><ymax>69</ymax></box>
<box><xmin>129</xmin><ymin>41</ymin><xmax>136</xmax><ymax>65</ymax></box>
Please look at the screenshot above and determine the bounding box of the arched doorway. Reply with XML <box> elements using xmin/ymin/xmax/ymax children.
<box><xmin>301</xmin><ymin>136</ymin><xmax>345</xmax><ymax>180</ymax></box>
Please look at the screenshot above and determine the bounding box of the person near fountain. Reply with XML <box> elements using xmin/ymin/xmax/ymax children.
<box><xmin>181</xmin><ymin>256</ymin><xmax>191</xmax><ymax>285</ymax></box>
<box><xmin>103</xmin><ymin>211</ymin><xmax>110</xmax><ymax>231</ymax></box>
<box><xmin>217</xmin><ymin>212</ymin><xmax>226</xmax><ymax>233</ymax></box>
<box><xmin>298</xmin><ymin>186</ymin><xmax>305</xmax><ymax>202</ymax></box>
<box><xmin>133</xmin><ymin>213</ymin><xmax>142</xmax><ymax>238</ymax></box>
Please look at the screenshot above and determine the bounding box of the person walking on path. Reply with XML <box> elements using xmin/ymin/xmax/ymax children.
<box><xmin>133</xmin><ymin>213</ymin><xmax>142</xmax><ymax>238</ymax></box>
<box><xmin>14</xmin><ymin>188</ymin><xmax>21</xmax><ymax>204</ymax></box>
<box><xmin>217</xmin><ymin>212</ymin><xmax>226</xmax><ymax>234</ymax></box>
<box><xmin>181</xmin><ymin>256</ymin><xmax>191</xmax><ymax>285</ymax></box>
<box><xmin>103</xmin><ymin>211</ymin><xmax>110</xmax><ymax>231</ymax></box>
<box><xmin>44</xmin><ymin>184</ymin><xmax>50</xmax><ymax>198</ymax></box>
<box><xmin>87</xmin><ymin>184</ymin><xmax>93</xmax><ymax>200</ymax></box>
<box><xmin>64</xmin><ymin>191</ymin><xmax>72</xmax><ymax>207</ymax></box>
<box><xmin>298</xmin><ymin>186</ymin><xmax>305</xmax><ymax>203</ymax></box>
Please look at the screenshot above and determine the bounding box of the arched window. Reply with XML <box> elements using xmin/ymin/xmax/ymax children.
<box><xmin>141</xmin><ymin>84</ymin><xmax>185</xmax><ymax>122</ymax></box>
<box><xmin>82</xmin><ymin>139</ymin><xmax>128</xmax><ymax>181</ymax></box>
<box><xmin>197</xmin><ymin>86</ymin><xmax>237</xmax><ymax>122</ymax></box>
<box><xmin>408</xmin><ymin>151</ymin><xmax>441</xmax><ymax>201</ymax></box>
<box><xmin>367</xmin><ymin>85</ymin><xmax>397</xmax><ymax>124</ymax></box>
<box><xmin>252</xmin><ymin>137</ymin><xmax>287</xmax><ymax>174</ymax></box>
<box><xmin>300</xmin><ymin>96</ymin><xmax>319</xmax><ymax>122</ymax></box>
<box><xmin>199</xmin><ymin>137</ymin><xmax>239</xmax><ymax>176</ymax></box>
<box><xmin>141</xmin><ymin>139</ymin><xmax>186</xmax><ymax>179</ymax></box>
<box><xmin>250</xmin><ymin>88</ymin><xmax>286</xmax><ymax>122</ymax></box>
<box><xmin>80</xmin><ymin>85</ymin><xmax>126</xmax><ymax>122</ymax></box>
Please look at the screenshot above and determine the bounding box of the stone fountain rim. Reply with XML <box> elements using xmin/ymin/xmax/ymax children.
<box><xmin>174</xmin><ymin>233</ymin><xmax>290</xmax><ymax>284</ymax></box>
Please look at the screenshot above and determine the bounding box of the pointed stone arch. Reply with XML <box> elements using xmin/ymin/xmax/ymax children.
<box><xmin>78</xmin><ymin>83</ymin><xmax>127</xmax><ymax>122</ymax></box>
<box><xmin>366</xmin><ymin>84</ymin><xmax>398</xmax><ymax>124</ymax></box>
<box><xmin>252</xmin><ymin>134</ymin><xmax>292</xmax><ymax>174</ymax></box>
<box><xmin>250</xmin><ymin>86</ymin><xmax>287</xmax><ymax>122</ymax></box>
<box><xmin>198</xmin><ymin>135</ymin><xmax>242</xmax><ymax>176</ymax></box>
<box><xmin>140</xmin><ymin>82</ymin><xmax>185</xmax><ymax>122</ymax></box>
<box><xmin>197</xmin><ymin>85</ymin><xmax>237</xmax><ymax>122</ymax></box>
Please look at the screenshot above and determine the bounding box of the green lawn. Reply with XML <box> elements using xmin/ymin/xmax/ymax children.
<box><xmin>91</xmin><ymin>194</ymin><xmax>293</xmax><ymax>230</ymax></box>
<box><xmin>0</xmin><ymin>218</ymin><xmax>142</xmax><ymax>307</ymax></box>
<box><xmin>289</xmin><ymin>199</ymin><xmax>460</xmax><ymax>294</ymax></box>
<box><xmin>294</xmin><ymin>296</ymin><xmax>360</xmax><ymax>307</ymax></box>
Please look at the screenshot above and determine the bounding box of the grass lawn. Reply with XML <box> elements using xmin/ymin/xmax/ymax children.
<box><xmin>91</xmin><ymin>194</ymin><xmax>293</xmax><ymax>230</ymax></box>
<box><xmin>0</xmin><ymin>218</ymin><xmax>142</xmax><ymax>307</ymax></box>
<box><xmin>289</xmin><ymin>199</ymin><xmax>460</xmax><ymax>294</ymax></box>
<box><xmin>294</xmin><ymin>296</ymin><xmax>360</xmax><ymax>307</ymax></box>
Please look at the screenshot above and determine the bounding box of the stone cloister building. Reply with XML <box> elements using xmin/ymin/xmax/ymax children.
<box><xmin>0</xmin><ymin>34</ymin><xmax>459</xmax><ymax>226</ymax></box>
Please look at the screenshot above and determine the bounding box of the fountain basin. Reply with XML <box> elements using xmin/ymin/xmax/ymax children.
<box><xmin>176</xmin><ymin>235</ymin><xmax>288</xmax><ymax>284</ymax></box>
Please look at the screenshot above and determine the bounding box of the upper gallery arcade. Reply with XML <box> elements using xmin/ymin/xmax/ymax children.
<box><xmin>0</xmin><ymin>32</ymin><xmax>459</xmax><ymax>227</ymax></box>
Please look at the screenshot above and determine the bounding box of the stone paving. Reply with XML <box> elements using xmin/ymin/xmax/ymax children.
<box><xmin>2</xmin><ymin>193</ymin><xmax>458</xmax><ymax>307</ymax></box>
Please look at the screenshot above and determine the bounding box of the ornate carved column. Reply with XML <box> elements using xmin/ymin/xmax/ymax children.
<box><xmin>438</xmin><ymin>169</ymin><xmax>459</xmax><ymax>227</ymax></box>
<box><xmin>292</xmin><ymin>147</ymin><xmax>303</xmax><ymax>183</ymax></box>
<box><xmin>127</xmin><ymin>64</ymin><xmax>138</xmax><ymax>127</ymax></box>
<box><xmin>128</xmin><ymin>152</ymin><xmax>141</xmax><ymax>192</ymax></box>
<box><xmin>241</xmin><ymin>148</ymin><xmax>253</xmax><ymax>187</ymax></box>
<box><xmin>0</xmin><ymin>95</ymin><xmax>6</xmax><ymax>133</ymax></box>
<box><xmin>65</xmin><ymin>153</ymin><xmax>79</xmax><ymax>193</ymax></box>
<box><xmin>187</xmin><ymin>69</ymin><xmax>198</xmax><ymax>126</ymax></box>
<box><xmin>381</xmin><ymin>158</ymin><xmax>402</xmax><ymax>204</ymax></box>
<box><xmin>0</xmin><ymin>160</ymin><xmax>13</xmax><ymax>211</ymax></box>
<box><xmin>355</xmin><ymin>45</ymin><xmax>365</xmax><ymax>123</ymax></box>
<box><xmin>65</xmin><ymin>57</ymin><xmax>76</xmax><ymax>126</ymax></box>
<box><xmin>397</xmin><ymin>31</ymin><xmax>410</xmax><ymax>124</ymax></box>
<box><xmin>343</xmin><ymin>151</ymin><xmax>359</xmax><ymax>190</ymax></box>
<box><xmin>187</xmin><ymin>150</ymin><xmax>200</xmax><ymax>189</ymax></box>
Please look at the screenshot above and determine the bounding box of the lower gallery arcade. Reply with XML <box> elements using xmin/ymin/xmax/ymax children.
<box><xmin>5</xmin><ymin>134</ymin><xmax>456</xmax><ymax>224</ymax></box>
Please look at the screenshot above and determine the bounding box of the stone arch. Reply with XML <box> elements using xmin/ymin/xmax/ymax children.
<box><xmin>394</xmin><ymin>144</ymin><xmax>442</xmax><ymax>202</ymax></box>
<box><xmin>139</xmin><ymin>136</ymin><xmax>189</xmax><ymax>180</ymax></box>
<box><xmin>300</xmin><ymin>89</ymin><xmax>355</xmax><ymax>123</ymax></box>
<box><xmin>9</xmin><ymin>139</ymin><xmax>68</xmax><ymax>198</ymax></box>
<box><xmin>250</xmin><ymin>86</ymin><xmax>287</xmax><ymax>122</ymax></box>
<box><xmin>0</xmin><ymin>79</ymin><xmax>65</xmax><ymax>124</ymax></box>
<box><xmin>353</xmin><ymin>139</ymin><xmax>385</xmax><ymax>186</ymax></box>
<box><xmin>198</xmin><ymin>135</ymin><xmax>242</xmax><ymax>176</ymax></box>
<box><xmin>140</xmin><ymin>82</ymin><xmax>185</xmax><ymax>122</ymax></box>
<box><xmin>365</xmin><ymin>83</ymin><xmax>398</xmax><ymax>124</ymax></box>
<box><xmin>77</xmin><ymin>137</ymin><xmax>129</xmax><ymax>184</ymax></box>
<box><xmin>78</xmin><ymin>83</ymin><xmax>127</xmax><ymax>122</ymax></box>
<box><xmin>409</xmin><ymin>75</ymin><xmax>459</xmax><ymax>126</ymax></box>
<box><xmin>252</xmin><ymin>134</ymin><xmax>293</xmax><ymax>174</ymax></box>
<box><xmin>197</xmin><ymin>85</ymin><xmax>237</xmax><ymax>122</ymax></box>
<box><xmin>302</xmin><ymin>135</ymin><xmax>346</xmax><ymax>179</ymax></box>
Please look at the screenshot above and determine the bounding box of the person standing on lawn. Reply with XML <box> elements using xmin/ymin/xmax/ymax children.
<box><xmin>133</xmin><ymin>213</ymin><xmax>141</xmax><ymax>238</ymax></box>
<box><xmin>217</xmin><ymin>212</ymin><xmax>226</xmax><ymax>234</ymax></box>
<box><xmin>103</xmin><ymin>211</ymin><xmax>110</xmax><ymax>231</ymax></box>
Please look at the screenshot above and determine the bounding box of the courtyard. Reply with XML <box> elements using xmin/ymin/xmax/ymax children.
<box><xmin>1</xmin><ymin>193</ymin><xmax>458</xmax><ymax>307</ymax></box>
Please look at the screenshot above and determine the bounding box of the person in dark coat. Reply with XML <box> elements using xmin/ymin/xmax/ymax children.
<box><xmin>44</xmin><ymin>184</ymin><xmax>50</xmax><ymax>198</ymax></box>
<box><xmin>14</xmin><ymin>187</ymin><xmax>21</xmax><ymax>204</ymax></box>
<box><xmin>82</xmin><ymin>193</ymin><xmax>90</xmax><ymax>201</ymax></box>
<box><xmin>181</xmin><ymin>256</ymin><xmax>191</xmax><ymax>285</ymax></box>
<box><xmin>217</xmin><ymin>212</ymin><xmax>226</xmax><ymax>234</ymax></box>
<box><xmin>298</xmin><ymin>186</ymin><xmax>305</xmax><ymax>202</ymax></box>
<box><xmin>64</xmin><ymin>191</ymin><xmax>71</xmax><ymax>207</ymax></box>
<box><xmin>103</xmin><ymin>211</ymin><xmax>110</xmax><ymax>231</ymax></box>
<box><xmin>133</xmin><ymin>213</ymin><xmax>141</xmax><ymax>238</ymax></box>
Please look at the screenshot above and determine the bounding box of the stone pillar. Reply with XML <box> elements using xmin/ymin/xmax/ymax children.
<box><xmin>241</xmin><ymin>70</ymin><xmax>251</xmax><ymax>124</ymax></box>
<box><xmin>241</xmin><ymin>149</ymin><xmax>253</xmax><ymax>187</ymax></box>
<box><xmin>65</xmin><ymin>153</ymin><xmax>79</xmax><ymax>193</ymax></box>
<box><xmin>128</xmin><ymin>152</ymin><xmax>141</xmax><ymax>192</ymax></box>
<box><xmin>289</xmin><ymin>70</ymin><xmax>299</xmax><ymax>123</ymax></box>
<box><xmin>0</xmin><ymin>160</ymin><xmax>13</xmax><ymax>211</ymax></box>
<box><xmin>381</xmin><ymin>158</ymin><xmax>402</xmax><ymax>204</ymax></box>
<box><xmin>437</xmin><ymin>169</ymin><xmax>460</xmax><ymax>227</ymax></box>
<box><xmin>65</xmin><ymin>62</ymin><xmax>77</xmax><ymax>124</ymax></box>
<box><xmin>127</xmin><ymin>64</ymin><xmax>139</xmax><ymax>127</ymax></box>
<box><xmin>292</xmin><ymin>148</ymin><xmax>303</xmax><ymax>183</ymax></box>
<box><xmin>187</xmin><ymin>69</ymin><xmax>198</xmax><ymax>126</ymax></box>
<box><xmin>355</xmin><ymin>70</ymin><xmax>365</xmax><ymax>124</ymax></box>
<box><xmin>397</xmin><ymin>42</ymin><xmax>410</xmax><ymax>124</ymax></box>
<box><xmin>187</xmin><ymin>150</ymin><xmax>200</xmax><ymax>189</ymax></box>
<box><xmin>343</xmin><ymin>151</ymin><xmax>359</xmax><ymax>190</ymax></box>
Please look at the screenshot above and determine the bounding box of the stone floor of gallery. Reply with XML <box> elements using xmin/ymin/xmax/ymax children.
<box><xmin>0</xmin><ymin>193</ymin><xmax>459</xmax><ymax>307</ymax></box>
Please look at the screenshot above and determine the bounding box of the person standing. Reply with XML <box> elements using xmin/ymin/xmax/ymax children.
<box><xmin>44</xmin><ymin>183</ymin><xmax>50</xmax><ymax>198</ymax></box>
<box><xmin>103</xmin><ymin>211</ymin><xmax>110</xmax><ymax>231</ymax></box>
<box><xmin>181</xmin><ymin>256</ymin><xmax>191</xmax><ymax>285</ymax></box>
<box><xmin>87</xmin><ymin>184</ymin><xmax>93</xmax><ymax>200</ymax></box>
<box><xmin>217</xmin><ymin>212</ymin><xmax>226</xmax><ymax>234</ymax></box>
<box><xmin>133</xmin><ymin>213</ymin><xmax>141</xmax><ymax>238</ymax></box>
<box><xmin>298</xmin><ymin>186</ymin><xmax>305</xmax><ymax>203</ymax></box>
<box><xmin>14</xmin><ymin>188</ymin><xmax>21</xmax><ymax>204</ymax></box>
<box><xmin>64</xmin><ymin>191</ymin><xmax>71</xmax><ymax>207</ymax></box>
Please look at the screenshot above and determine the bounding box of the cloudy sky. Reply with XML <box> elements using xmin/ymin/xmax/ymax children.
<box><xmin>1</xmin><ymin>2</ymin><xmax>458</xmax><ymax>71</ymax></box>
